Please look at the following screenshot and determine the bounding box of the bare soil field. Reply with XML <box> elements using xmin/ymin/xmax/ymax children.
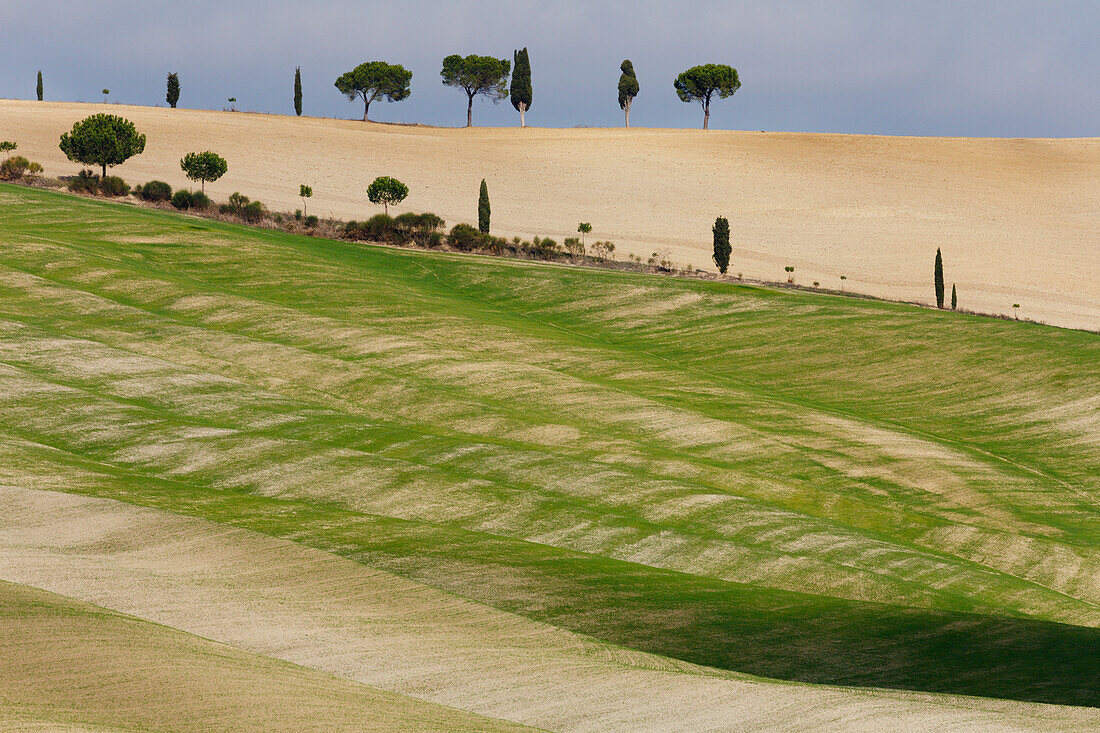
<box><xmin>1</xmin><ymin>100</ymin><xmax>1096</xmax><ymax>330</ymax></box>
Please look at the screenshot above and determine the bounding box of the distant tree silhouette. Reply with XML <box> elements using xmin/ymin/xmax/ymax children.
<box><xmin>294</xmin><ymin>67</ymin><xmax>303</xmax><ymax>116</ymax></box>
<box><xmin>441</xmin><ymin>54</ymin><xmax>510</xmax><ymax>127</ymax></box>
<box><xmin>36</xmin><ymin>71</ymin><xmax>43</xmax><ymax>101</ymax></box>
<box><xmin>951</xmin><ymin>283</ymin><xmax>957</xmax><ymax>310</ymax></box>
<box><xmin>335</xmin><ymin>61</ymin><xmax>412</xmax><ymax>122</ymax></box>
<box><xmin>166</xmin><ymin>73</ymin><xmax>180</xmax><ymax>108</ymax></box>
<box><xmin>510</xmin><ymin>48</ymin><xmax>532</xmax><ymax>127</ymax></box>
<box><xmin>618</xmin><ymin>60</ymin><xmax>639</xmax><ymax>127</ymax></box>
<box><xmin>674</xmin><ymin>64</ymin><xmax>741</xmax><ymax>129</ymax></box>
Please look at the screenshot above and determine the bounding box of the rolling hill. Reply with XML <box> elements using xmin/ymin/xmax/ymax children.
<box><xmin>0</xmin><ymin>183</ymin><xmax>1097</xmax><ymax>730</ymax></box>
<box><xmin>1</xmin><ymin>99</ymin><xmax>1097</xmax><ymax>330</ymax></box>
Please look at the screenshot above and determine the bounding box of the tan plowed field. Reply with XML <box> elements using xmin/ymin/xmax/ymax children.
<box><xmin>2</xmin><ymin>100</ymin><xmax>1096</xmax><ymax>330</ymax></box>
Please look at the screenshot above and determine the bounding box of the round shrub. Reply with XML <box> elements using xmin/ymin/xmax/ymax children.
<box><xmin>239</xmin><ymin>200</ymin><xmax>265</xmax><ymax>223</ymax></box>
<box><xmin>304</xmin><ymin>215</ymin><xmax>319</xmax><ymax>228</ymax></box>
<box><xmin>67</xmin><ymin>169</ymin><xmax>100</xmax><ymax>194</ymax></box>
<box><xmin>170</xmin><ymin>189</ymin><xmax>194</xmax><ymax>209</ymax></box>
<box><xmin>136</xmin><ymin>180</ymin><xmax>172</xmax><ymax>202</ymax></box>
<box><xmin>99</xmin><ymin>175</ymin><xmax>130</xmax><ymax>197</ymax></box>
<box><xmin>448</xmin><ymin>223</ymin><xmax>488</xmax><ymax>252</ymax></box>
<box><xmin>190</xmin><ymin>191</ymin><xmax>211</xmax><ymax>210</ymax></box>
<box><xmin>0</xmin><ymin>155</ymin><xmax>30</xmax><ymax>181</ymax></box>
<box><xmin>362</xmin><ymin>213</ymin><xmax>399</xmax><ymax>243</ymax></box>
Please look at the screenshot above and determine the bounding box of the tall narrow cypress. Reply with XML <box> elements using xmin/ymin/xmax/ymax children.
<box><xmin>951</xmin><ymin>283</ymin><xmax>957</xmax><ymax>310</ymax></box>
<box><xmin>36</xmin><ymin>71</ymin><xmax>43</xmax><ymax>101</ymax></box>
<box><xmin>166</xmin><ymin>73</ymin><xmax>180</xmax><ymax>108</ymax></box>
<box><xmin>294</xmin><ymin>67</ymin><xmax>303</xmax><ymax>116</ymax></box>
<box><xmin>618</xmin><ymin>60</ymin><xmax>639</xmax><ymax>127</ymax></box>
<box><xmin>509</xmin><ymin>48</ymin><xmax>532</xmax><ymax>127</ymax></box>
<box><xmin>934</xmin><ymin>248</ymin><xmax>945</xmax><ymax>308</ymax></box>
<box><xmin>712</xmin><ymin>216</ymin><xmax>731</xmax><ymax>274</ymax></box>
<box><xmin>478</xmin><ymin>179</ymin><xmax>491</xmax><ymax>234</ymax></box>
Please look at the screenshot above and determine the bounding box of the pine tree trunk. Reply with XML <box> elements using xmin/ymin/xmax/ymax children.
<box><xmin>363</xmin><ymin>99</ymin><xmax>370</xmax><ymax>122</ymax></box>
<box><xmin>703</xmin><ymin>105</ymin><xmax>710</xmax><ymax>130</ymax></box>
<box><xmin>467</xmin><ymin>95</ymin><xmax>474</xmax><ymax>127</ymax></box>
<box><xmin>519</xmin><ymin>102</ymin><xmax>526</xmax><ymax>128</ymax></box>
<box><xmin>624</xmin><ymin>98</ymin><xmax>631</xmax><ymax>127</ymax></box>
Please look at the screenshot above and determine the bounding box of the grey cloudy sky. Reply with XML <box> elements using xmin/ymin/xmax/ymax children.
<box><xmin>2</xmin><ymin>1</ymin><xmax>1097</xmax><ymax>136</ymax></box>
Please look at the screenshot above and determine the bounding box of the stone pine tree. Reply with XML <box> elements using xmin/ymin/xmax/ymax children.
<box><xmin>510</xmin><ymin>48</ymin><xmax>532</xmax><ymax>127</ymax></box>
<box><xmin>712</xmin><ymin>216</ymin><xmax>731</xmax><ymax>274</ymax></box>
<box><xmin>166</xmin><ymin>73</ymin><xmax>180</xmax><ymax>108</ymax></box>
<box><xmin>367</xmin><ymin>176</ymin><xmax>408</xmax><ymax>214</ymax></box>
<box><xmin>36</xmin><ymin>71</ymin><xmax>43</xmax><ymax>101</ymax></box>
<box><xmin>478</xmin><ymin>179</ymin><xmax>491</xmax><ymax>233</ymax></box>
<box><xmin>674</xmin><ymin>64</ymin><xmax>741</xmax><ymax>130</ymax></box>
<box><xmin>59</xmin><ymin>114</ymin><xmax>146</xmax><ymax>179</ymax></box>
<box><xmin>618</xmin><ymin>60</ymin><xmax>639</xmax><ymax>127</ymax></box>
<box><xmin>180</xmin><ymin>151</ymin><xmax>227</xmax><ymax>193</ymax></box>
<box><xmin>334</xmin><ymin>61</ymin><xmax>412</xmax><ymax>122</ymax></box>
<box><xmin>294</xmin><ymin>67</ymin><xmax>303</xmax><ymax>116</ymax></box>
<box><xmin>951</xmin><ymin>283</ymin><xmax>957</xmax><ymax>310</ymax></box>
<box><xmin>441</xmin><ymin>54</ymin><xmax>511</xmax><ymax>127</ymax></box>
<box><xmin>934</xmin><ymin>248</ymin><xmax>945</xmax><ymax>308</ymax></box>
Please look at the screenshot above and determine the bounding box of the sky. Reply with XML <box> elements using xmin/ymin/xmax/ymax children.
<box><xmin>1</xmin><ymin>0</ymin><xmax>1097</xmax><ymax>136</ymax></box>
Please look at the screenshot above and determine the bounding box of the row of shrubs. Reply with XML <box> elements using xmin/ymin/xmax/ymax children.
<box><xmin>66</xmin><ymin>172</ymin><xmax>270</xmax><ymax>224</ymax></box>
<box><xmin>49</xmin><ymin>171</ymin><xmax>621</xmax><ymax>267</ymax></box>
<box><xmin>340</xmin><ymin>214</ymin><xmax>616</xmax><ymax>262</ymax></box>
<box><xmin>344</xmin><ymin>213</ymin><xmax>446</xmax><ymax>248</ymax></box>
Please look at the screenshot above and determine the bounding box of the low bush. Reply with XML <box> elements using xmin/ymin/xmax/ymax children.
<box><xmin>448</xmin><ymin>223</ymin><xmax>488</xmax><ymax>252</ymax></box>
<box><xmin>304</xmin><ymin>215</ymin><xmax>319</xmax><ymax>228</ymax></box>
<box><xmin>171</xmin><ymin>190</ymin><xmax>194</xmax><ymax>209</ymax></box>
<box><xmin>0</xmin><ymin>155</ymin><xmax>31</xmax><ymax>181</ymax></box>
<box><xmin>590</xmin><ymin>240</ymin><xmax>615</xmax><ymax>259</ymax></box>
<box><xmin>221</xmin><ymin>191</ymin><xmax>251</xmax><ymax>215</ymax></box>
<box><xmin>395</xmin><ymin>212</ymin><xmax>445</xmax><ymax>246</ymax></box>
<box><xmin>240</xmin><ymin>200</ymin><xmax>265</xmax><ymax>223</ymax></box>
<box><xmin>527</xmin><ymin>236</ymin><xmax>560</xmax><ymax>259</ymax></box>
<box><xmin>68</xmin><ymin>169</ymin><xmax>100</xmax><ymax>194</ymax></box>
<box><xmin>135</xmin><ymin>180</ymin><xmax>172</xmax><ymax>202</ymax></box>
<box><xmin>171</xmin><ymin>190</ymin><xmax>210</xmax><ymax>210</ymax></box>
<box><xmin>563</xmin><ymin>237</ymin><xmax>585</xmax><ymax>258</ymax></box>
<box><xmin>99</xmin><ymin>175</ymin><xmax>130</xmax><ymax>197</ymax></box>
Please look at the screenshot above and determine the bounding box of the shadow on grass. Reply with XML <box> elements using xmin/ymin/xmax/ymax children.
<box><xmin>358</xmin><ymin>528</ymin><xmax>1100</xmax><ymax>707</ymax></box>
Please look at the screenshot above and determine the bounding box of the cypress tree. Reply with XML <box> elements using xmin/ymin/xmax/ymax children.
<box><xmin>510</xmin><ymin>48</ymin><xmax>532</xmax><ymax>127</ymax></box>
<box><xmin>166</xmin><ymin>73</ymin><xmax>180</xmax><ymax>108</ymax></box>
<box><xmin>294</xmin><ymin>67</ymin><xmax>303</xmax><ymax>116</ymax></box>
<box><xmin>478</xmin><ymin>179</ymin><xmax>491</xmax><ymax>233</ymax></box>
<box><xmin>36</xmin><ymin>71</ymin><xmax>43</xmax><ymax>101</ymax></box>
<box><xmin>618</xmin><ymin>60</ymin><xmax>639</xmax><ymax>127</ymax></box>
<box><xmin>934</xmin><ymin>248</ymin><xmax>945</xmax><ymax>308</ymax></box>
<box><xmin>951</xmin><ymin>283</ymin><xmax>957</xmax><ymax>310</ymax></box>
<box><xmin>712</xmin><ymin>216</ymin><xmax>731</xmax><ymax>274</ymax></box>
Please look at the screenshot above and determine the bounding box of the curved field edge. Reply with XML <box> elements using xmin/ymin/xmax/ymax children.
<box><xmin>0</xmin><ymin>580</ymin><xmax>534</xmax><ymax>733</ymax></box>
<box><xmin>2</xmin><ymin>487</ymin><xmax>1096</xmax><ymax>733</ymax></box>
<box><xmin>0</xmin><ymin>184</ymin><xmax>1097</xmax><ymax>710</ymax></box>
<box><xmin>3</xmin><ymin>100</ymin><xmax>1098</xmax><ymax>330</ymax></box>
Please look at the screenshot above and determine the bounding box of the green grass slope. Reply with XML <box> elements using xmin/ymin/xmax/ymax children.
<box><xmin>0</xmin><ymin>184</ymin><xmax>1097</xmax><ymax>708</ymax></box>
<box><xmin>0</xmin><ymin>579</ymin><xmax>533</xmax><ymax>732</ymax></box>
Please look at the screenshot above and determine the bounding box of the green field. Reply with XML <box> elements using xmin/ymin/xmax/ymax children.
<box><xmin>1</xmin><ymin>184</ymin><xmax>1098</xmax><ymax>725</ymax></box>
